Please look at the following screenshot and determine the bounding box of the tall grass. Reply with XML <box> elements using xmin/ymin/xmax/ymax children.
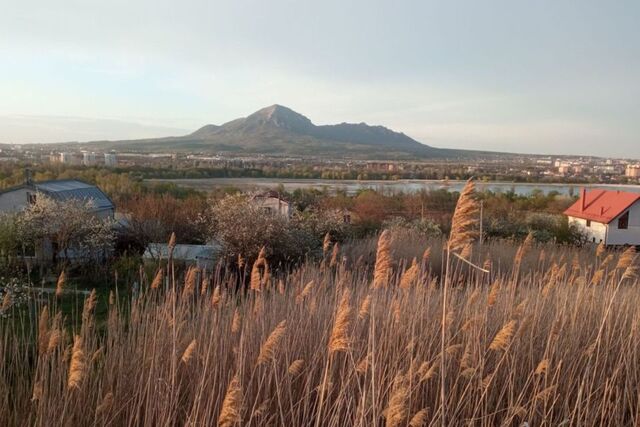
<box><xmin>1</xmin><ymin>195</ymin><xmax>639</xmax><ymax>425</ymax></box>
<box><xmin>1</xmin><ymin>237</ymin><xmax>638</xmax><ymax>425</ymax></box>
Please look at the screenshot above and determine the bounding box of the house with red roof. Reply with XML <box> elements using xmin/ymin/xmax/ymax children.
<box><xmin>564</xmin><ymin>188</ymin><xmax>640</xmax><ymax>246</ymax></box>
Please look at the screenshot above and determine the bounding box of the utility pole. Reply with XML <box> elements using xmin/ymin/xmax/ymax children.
<box><xmin>479</xmin><ymin>200</ymin><xmax>484</xmax><ymax>246</ymax></box>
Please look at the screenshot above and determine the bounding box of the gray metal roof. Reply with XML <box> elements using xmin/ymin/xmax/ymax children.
<box><xmin>34</xmin><ymin>180</ymin><xmax>114</xmax><ymax>210</ymax></box>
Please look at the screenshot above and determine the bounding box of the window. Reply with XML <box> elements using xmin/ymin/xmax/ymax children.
<box><xmin>586</xmin><ymin>219</ymin><xmax>591</xmax><ymax>227</ymax></box>
<box><xmin>618</xmin><ymin>211</ymin><xmax>629</xmax><ymax>230</ymax></box>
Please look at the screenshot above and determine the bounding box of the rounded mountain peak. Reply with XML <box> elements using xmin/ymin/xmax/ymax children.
<box><xmin>245</xmin><ymin>104</ymin><xmax>314</xmax><ymax>132</ymax></box>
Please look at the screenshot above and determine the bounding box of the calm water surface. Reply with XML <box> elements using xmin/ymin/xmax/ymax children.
<box><xmin>147</xmin><ymin>178</ymin><xmax>640</xmax><ymax>196</ymax></box>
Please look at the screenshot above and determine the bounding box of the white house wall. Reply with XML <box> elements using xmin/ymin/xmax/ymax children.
<box><xmin>568</xmin><ymin>216</ymin><xmax>607</xmax><ymax>244</ymax></box>
<box><xmin>606</xmin><ymin>201</ymin><xmax>640</xmax><ymax>245</ymax></box>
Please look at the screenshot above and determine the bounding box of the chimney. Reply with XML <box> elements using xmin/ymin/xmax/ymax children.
<box><xmin>24</xmin><ymin>168</ymin><xmax>33</xmax><ymax>186</ymax></box>
<box><xmin>580</xmin><ymin>188</ymin><xmax>586</xmax><ymax>212</ymax></box>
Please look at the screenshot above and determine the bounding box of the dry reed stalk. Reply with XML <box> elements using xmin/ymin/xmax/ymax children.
<box><xmin>81</xmin><ymin>289</ymin><xmax>97</xmax><ymax>328</ymax></box>
<box><xmin>422</xmin><ymin>247</ymin><xmax>431</xmax><ymax>264</ymax></box>
<box><xmin>534</xmin><ymin>385</ymin><xmax>556</xmax><ymax>402</ymax></box>
<box><xmin>356</xmin><ymin>354</ymin><xmax>370</xmax><ymax>374</ymax></box>
<box><xmin>218</xmin><ymin>374</ymin><xmax>242</xmax><ymax>427</ymax></box>
<box><xmin>596</xmin><ymin>242</ymin><xmax>606</xmax><ymax>258</ymax></box>
<box><xmin>151</xmin><ymin>268</ymin><xmax>163</xmax><ymax>289</ymax></box>
<box><xmin>487</xmin><ymin>281</ymin><xmax>500</xmax><ymax>307</ymax></box>
<box><xmin>330</xmin><ymin>243</ymin><xmax>340</xmax><ymax>268</ymax></box>
<box><xmin>322</xmin><ymin>232</ymin><xmax>331</xmax><ymax>255</ymax></box>
<box><xmin>256</xmin><ymin>320</ymin><xmax>287</xmax><ymax>365</ymax></box>
<box><xmin>296</xmin><ymin>281</ymin><xmax>314</xmax><ymax>304</ymax></box>
<box><xmin>372</xmin><ymin>230</ymin><xmax>392</xmax><ymax>289</ymax></box>
<box><xmin>328</xmin><ymin>289</ymin><xmax>352</xmax><ymax>355</ymax></box>
<box><xmin>237</xmin><ymin>254</ymin><xmax>245</xmax><ymax>269</ymax></box>
<box><xmin>168</xmin><ymin>231</ymin><xmax>176</xmax><ymax>252</ymax></box>
<box><xmin>489</xmin><ymin>320</ymin><xmax>516</xmax><ymax>352</ymax></box>
<box><xmin>95</xmin><ymin>392</ymin><xmax>114</xmax><ymax>417</ymax></box>
<box><xmin>55</xmin><ymin>270</ymin><xmax>66</xmax><ymax>298</ymax></box>
<box><xmin>231</xmin><ymin>308</ymin><xmax>242</xmax><ymax>333</ymax></box>
<box><xmin>399</xmin><ymin>258</ymin><xmax>419</xmax><ymax>290</ymax></box>
<box><xmin>385</xmin><ymin>373</ymin><xmax>409</xmax><ymax>427</ymax></box>
<box><xmin>31</xmin><ymin>381</ymin><xmax>43</xmax><ymax>402</ymax></box>
<box><xmin>108</xmin><ymin>291</ymin><xmax>114</xmax><ymax>305</ymax></box>
<box><xmin>288</xmin><ymin>359</ymin><xmax>304</xmax><ymax>376</ymax></box>
<box><xmin>420</xmin><ymin>360</ymin><xmax>439</xmax><ymax>382</ymax></box>
<box><xmin>211</xmin><ymin>285</ymin><xmax>221</xmax><ymax>308</ymax></box>
<box><xmin>460</xmin><ymin>243</ymin><xmax>473</xmax><ymax>260</ymax></box>
<box><xmin>200</xmin><ymin>273</ymin><xmax>209</xmax><ymax>295</ymax></box>
<box><xmin>278</xmin><ymin>279</ymin><xmax>285</xmax><ymax>294</ymax></box>
<box><xmin>37</xmin><ymin>305</ymin><xmax>49</xmax><ymax>355</ymax></box>
<box><xmin>68</xmin><ymin>335</ymin><xmax>85</xmax><ymax>390</ymax></box>
<box><xmin>514</xmin><ymin>232</ymin><xmax>534</xmax><ymax>270</ymax></box>
<box><xmin>181</xmin><ymin>339</ymin><xmax>197</xmax><ymax>364</ymax></box>
<box><xmin>183</xmin><ymin>266</ymin><xmax>198</xmax><ymax>297</ymax></box>
<box><xmin>47</xmin><ymin>329</ymin><xmax>61</xmax><ymax>353</ymax></box>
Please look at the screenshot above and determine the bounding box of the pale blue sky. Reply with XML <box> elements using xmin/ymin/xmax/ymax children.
<box><xmin>0</xmin><ymin>0</ymin><xmax>638</xmax><ymax>157</ymax></box>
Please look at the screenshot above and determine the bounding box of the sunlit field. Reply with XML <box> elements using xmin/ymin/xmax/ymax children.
<box><xmin>1</xmin><ymin>183</ymin><xmax>639</xmax><ymax>426</ymax></box>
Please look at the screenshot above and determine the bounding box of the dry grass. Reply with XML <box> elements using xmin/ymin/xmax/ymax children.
<box><xmin>1</xmin><ymin>204</ymin><xmax>640</xmax><ymax>425</ymax></box>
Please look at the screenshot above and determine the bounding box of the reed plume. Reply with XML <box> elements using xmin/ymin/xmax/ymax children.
<box><xmin>358</xmin><ymin>294</ymin><xmax>371</xmax><ymax>320</ymax></box>
<box><xmin>448</xmin><ymin>179</ymin><xmax>479</xmax><ymax>253</ymax></box>
<box><xmin>489</xmin><ymin>320</ymin><xmax>516</xmax><ymax>352</ymax></box>
<box><xmin>385</xmin><ymin>373</ymin><xmax>409</xmax><ymax>427</ymax></box>
<box><xmin>596</xmin><ymin>241</ymin><xmax>606</xmax><ymax>258</ymax></box>
<box><xmin>151</xmin><ymin>268</ymin><xmax>164</xmax><ymax>289</ymax></box>
<box><xmin>256</xmin><ymin>320</ymin><xmax>287</xmax><ymax>365</ymax></box>
<box><xmin>328</xmin><ymin>289</ymin><xmax>352</xmax><ymax>355</ymax></box>
<box><xmin>183</xmin><ymin>266</ymin><xmax>198</xmax><ymax>297</ymax></box>
<box><xmin>231</xmin><ymin>308</ymin><xmax>242</xmax><ymax>333</ymax></box>
<box><xmin>409</xmin><ymin>408</ymin><xmax>428</xmax><ymax>427</ymax></box>
<box><xmin>37</xmin><ymin>305</ymin><xmax>49</xmax><ymax>355</ymax></box>
<box><xmin>68</xmin><ymin>335</ymin><xmax>85</xmax><ymax>390</ymax></box>
<box><xmin>218</xmin><ymin>374</ymin><xmax>242</xmax><ymax>427</ymax></box>
<box><xmin>211</xmin><ymin>285</ymin><xmax>221</xmax><ymax>308</ymax></box>
<box><xmin>296</xmin><ymin>280</ymin><xmax>314</xmax><ymax>303</ymax></box>
<box><xmin>181</xmin><ymin>339</ymin><xmax>197</xmax><ymax>364</ymax></box>
<box><xmin>373</xmin><ymin>230</ymin><xmax>392</xmax><ymax>289</ymax></box>
<box><xmin>288</xmin><ymin>359</ymin><xmax>304</xmax><ymax>376</ymax></box>
<box><xmin>322</xmin><ymin>232</ymin><xmax>331</xmax><ymax>255</ymax></box>
<box><xmin>400</xmin><ymin>258</ymin><xmax>418</xmax><ymax>290</ymax></box>
<box><xmin>616</xmin><ymin>246</ymin><xmax>636</xmax><ymax>270</ymax></box>
<box><xmin>95</xmin><ymin>392</ymin><xmax>114</xmax><ymax>417</ymax></box>
<box><xmin>56</xmin><ymin>270</ymin><xmax>66</xmax><ymax>298</ymax></box>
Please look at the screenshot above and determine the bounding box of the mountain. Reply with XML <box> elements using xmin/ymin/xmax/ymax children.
<box><xmin>83</xmin><ymin>105</ymin><xmax>474</xmax><ymax>159</ymax></box>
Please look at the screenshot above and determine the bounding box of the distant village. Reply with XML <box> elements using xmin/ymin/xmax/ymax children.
<box><xmin>0</xmin><ymin>143</ymin><xmax>638</xmax><ymax>185</ymax></box>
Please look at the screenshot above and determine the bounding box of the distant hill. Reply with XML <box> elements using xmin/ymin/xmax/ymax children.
<box><xmin>83</xmin><ymin>105</ymin><xmax>484</xmax><ymax>159</ymax></box>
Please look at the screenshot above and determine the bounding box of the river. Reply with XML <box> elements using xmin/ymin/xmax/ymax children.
<box><xmin>145</xmin><ymin>177</ymin><xmax>640</xmax><ymax>196</ymax></box>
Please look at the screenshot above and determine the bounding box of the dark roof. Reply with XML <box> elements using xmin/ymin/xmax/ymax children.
<box><xmin>32</xmin><ymin>180</ymin><xmax>114</xmax><ymax>210</ymax></box>
<box><xmin>564</xmin><ymin>189</ymin><xmax>640</xmax><ymax>223</ymax></box>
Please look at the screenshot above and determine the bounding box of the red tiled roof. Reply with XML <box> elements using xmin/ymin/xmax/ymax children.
<box><xmin>564</xmin><ymin>189</ymin><xmax>640</xmax><ymax>223</ymax></box>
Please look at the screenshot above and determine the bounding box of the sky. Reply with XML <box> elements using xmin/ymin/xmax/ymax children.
<box><xmin>0</xmin><ymin>0</ymin><xmax>638</xmax><ymax>157</ymax></box>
